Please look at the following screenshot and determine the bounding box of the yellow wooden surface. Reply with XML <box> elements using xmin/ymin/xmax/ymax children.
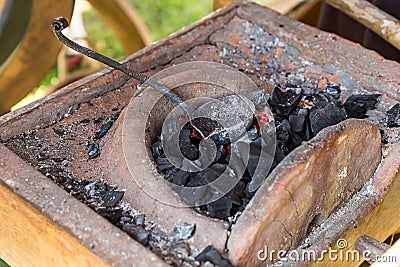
<box><xmin>87</xmin><ymin>0</ymin><xmax>151</xmax><ymax>55</ymax></box>
<box><xmin>288</xmin><ymin>0</ymin><xmax>322</xmax><ymax>23</ymax></box>
<box><xmin>0</xmin><ymin>0</ymin><xmax>5</xmax><ymax>12</ymax></box>
<box><xmin>214</xmin><ymin>0</ymin><xmax>305</xmax><ymax>14</ymax></box>
<box><xmin>312</xmin><ymin>168</ymin><xmax>400</xmax><ymax>266</ymax></box>
<box><xmin>0</xmin><ymin>0</ymin><xmax>74</xmax><ymax>115</ymax></box>
<box><xmin>0</xmin><ymin>182</ymin><xmax>109</xmax><ymax>267</ymax></box>
<box><xmin>214</xmin><ymin>0</ymin><xmax>236</xmax><ymax>10</ymax></box>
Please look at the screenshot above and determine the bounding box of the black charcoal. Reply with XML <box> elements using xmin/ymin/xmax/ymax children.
<box><xmin>326</xmin><ymin>85</ymin><xmax>341</xmax><ymax>99</ymax></box>
<box><xmin>179</xmin><ymin>129</ymin><xmax>200</xmax><ymax>160</ymax></box>
<box><xmin>86</xmin><ymin>143</ymin><xmax>100</xmax><ymax>159</ymax></box>
<box><xmin>122</xmin><ymin>224</ymin><xmax>149</xmax><ymax>245</ymax></box>
<box><xmin>288</xmin><ymin>113</ymin><xmax>306</xmax><ymax>132</ymax></box>
<box><xmin>195</xmin><ymin>246</ymin><xmax>233</xmax><ymax>267</ymax></box>
<box><xmin>151</xmin><ymin>87</ymin><xmax>380</xmax><ymax>222</ymax></box>
<box><xmin>93</xmin><ymin>116</ymin><xmax>103</xmax><ymax>124</ymax></box>
<box><xmin>386</xmin><ymin>103</ymin><xmax>400</xmax><ymax>127</ymax></box>
<box><xmin>344</xmin><ymin>94</ymin><xmax>380</xmax><ymax>119</ymax></box>
<box><xmin>133</xmin><ymin>213</ymin><xmax>145</xmax><ymax>226</ymax></box>
<box><xmin>206</xmin><ymin>197</ymin><xmax>233</xmax><ymax>219</ymax></box>
<box><xmin>37</xmin><ymin>152</ymin><xmax>49</xmax><ymax>161</ymax></box>
<box><xmin>53</xmin><ymin>127</ymin><xmax>65</xmax><ymax>137</ymax></box>
<box><xmin>67</xmin><ymin>103</ymin><xmax>80</xmax><ymax>115</ymax></box>
<box><xmin>269</xmin><ymin>87</ymin><xmax>301</xmax><ymax>116</ymax></box>
<box><xmin>309</xmin><ymin>102</ymin><xmax>346</xmax><ymax>134</ymax></box>
<box><xmin>93</xmin><ymin>118</ymin><xmax>114</xmax><ymax>140</ymax></box>
<box><xmin>98</xmin><ymin>208</ymin><xmax>123</xmax><ymax>224</ymax></box>
<box><xmin>169</xmin><ymin>223</ymin><xmax>196</xmax><ymax>241</ymax></box>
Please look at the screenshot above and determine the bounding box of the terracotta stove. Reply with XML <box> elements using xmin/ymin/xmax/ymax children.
<box><xmin>1</xmin><ymin>2</ymin><xmax>400</xmax><ymax>267</ymax></box>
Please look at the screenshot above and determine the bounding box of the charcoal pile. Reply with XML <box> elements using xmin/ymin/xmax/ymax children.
<box><xmin>64</xmin><ymin>178</ymin><xmax>229</xmax><ymax>266</ymax></box>
<box><xmin>152</xmin><ymin>110</ymin><xmax>272</xmax><ymax>220</ymax></box>
<box><xmin>151</xmin><ymin>86</ymin><xmax>381</xmax><ymax>220</ymax></box>
<box><xmin>271</xmin><ymin>87</ymin><xmax>380</xmax><ymax>162</ymax></box>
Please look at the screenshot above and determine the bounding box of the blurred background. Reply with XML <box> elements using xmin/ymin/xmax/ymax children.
<box><xmin>0</xmin><ymin>0</ymin><xmax>323</xmax><ymax>115</ymax></box>
<box><xmin>1</xmin><ymin>0</ymin><xmax>399</xmax><ymax>115</ymax></box>
<box><xmin>6</xmin><ymin>0</ymin><xmax>214</xmax><ymax>111</ymax></box>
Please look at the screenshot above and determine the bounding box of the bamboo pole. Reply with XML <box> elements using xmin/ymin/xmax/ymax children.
<box><xmin>326</xmin><ymin>0</ymin><xmax>400</xmax><ymax>51</ymax></box>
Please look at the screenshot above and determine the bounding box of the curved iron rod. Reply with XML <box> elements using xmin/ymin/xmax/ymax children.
<box><xmin>51</xmin><ymin>16</ymin><xmax>192</xmax><ymax>113</ymax></box>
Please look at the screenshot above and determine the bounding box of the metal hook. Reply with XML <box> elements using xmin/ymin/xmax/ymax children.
<box><xmin>51</xmin><ymin>16</ymin><xmax>192</xmax><ymax>113</ymax></box>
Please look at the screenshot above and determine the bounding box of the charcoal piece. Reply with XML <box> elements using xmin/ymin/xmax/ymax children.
<box><xmin>169</xmin><ymin>223</ymin><xmax>196</xmax><ymax>241</ymax></box>
<box><xmin>252</xmin><ymin>92</ymin><xmax>268</xmax><ymax>110</ymax></box>
<box><xmin>195</xmin><ymin>246</ymin><xmax>233</xmax><ymax>267</ymax></box>
<box><xmin>312</xmin><ymin>91</ymin><xmax>330</xmax><ymax>107</ymax></box>
<box><xmin>289</xmin><ymin>131</ymin><xmax>304</xmax><ymax>148</ymax></box>
<box><xmin>67</xmin><ymin>103</ymin><xmax>80</xmax><ymax>115</ymax></box>
<box><xmin>386</xmin><ymin>103</ymin><xmax>400</xmax><ymax>127</ymax></box>
<box><xmin>190</xmin><ymin>117</ymin><xmax>221</xmax><ymax>138</ymax></box>
<box><xmin>309</xmin><ymin>102</ymin><xmax>346</xmax><ymax>134</ymax></box>
<box><xmin>98</xmin><ymin>189</ymin><xmax>124</xmax><ymax>207</ymax></box>
<box><xmin>151</xmin><ymin>139</ymin><xmax>164</xmax><ymax>159</ymax></box>
<box><xmin>247</xmin><ymin>125</ymin><xmax>259</xmax><ymax>141</ymax></box>
<box><xmin>288</xmin><ymin>113</ymin><xmax>306</xmax><ymax>132</ymax></box>
<box><xmin>119</xmin><ymin>216</ymin><xmax>133</xmax><ymax>225</ymax></box>
<box><xmin>37</xmin><ymin>152</ymin><xmax>49</xmax><ymax>161</ymax></box>
<box><xmin>277</xmin><ymin>119</ymin><xmax>303</xmax><ymax>150</ymax></box>
<box><xmin>122</xmin><ymin>224</ymin><xmax>149</xmax><ymax>245</ymax></box>
<box><xmin>322</xmin><ymin>92</ymin><xmax>340</xmax><ymax>107</ymax></box>
<box><xmin>82</xmin><ymin>181</ymin><xmax>124</xmax><ymax>207</ymax></box>
<box><xmin>180</xmin><ymin>164</ymin><xmax>226</xmax><ymax>206</ymax></box>
<box><xmin>206</xmin><ymin>197</ymin><xmax>233</xmax><ymax>219</ymax></box>
<box><xmin>53</xmin><ymin>128</ymin><xmax>65</xmax><ymax>137</ymax></box>
<box><xmin>226</xmin><ymin>180</ymin><xmax>246</xmax><ymax>205</ymax></box>
<box><xmin>93</xmin><ymin>116</ymin><xmax>104</xmax><ymax>124</ymax></box>
<box><xmin>277</xmin><ymin>120</ymin><xmax>290</xmax><ymax>143</ymax></box>
<box><xmin>326</xmin><ymin>85</ymin><xmax>341</xmax><ymax>99</ymax></box>
<box><xmin>269</xmin><ymin>87</ymin><xmax>301</xmax><ymax>116</ymax></box>
<box><xmin>311</xmin><ymin>91</ymin><xmax>340</xmax><ymax>108</ymax></box>
<box><xmin>179</xmin><ymin>129</ymin><xmax>200</xmax><ymax>160</ymax></box>
<box><xmin>187</xmin><ymin>163</ymin><xmax>226</xmax><ymax>187</ymax></box>
<box><xmin>79</xmin><ymin>118</ymin><xmax>90</xmax><ymax>124</ymax></box>
<box><xmin>167</xmin><ymin>169</ymin><xmax>191</xmax><ymax>186</ymax></box>
<box><xmin>98</xmin><ymin>208</ymin><xmax>123</xmax><ymax>224</ymax></box>
<box><xmin>94</xmin><ymin>119</ymin><xmax>114</xmax><ymax>140</ymax></box>
<box><xmin>241</xmin><ymin>138</ymin><xmax>262</xmax><ymax>178</ymax></box>
<box><xmin>155</xmin><ymin>157</ymin><xmax>174</xmax><ymax>173</ymax></box>
<box><xmin>52</xmin><ymin>157</ymin><xmax>64</xmax><ymax>163</ymax></box>
<box><xmin>86</xmin><ymin>143</ymin><xmax>100</xmax><ymax>159</ymax></box>
<box><xmin>133</xmin><ymin>213</ymin><xmax>145</xmax><ymax>226</ymax></box>
<box><xmin>209</xmin><ymin>129</ymin><xmax>230</xmax><ymax>145</ymax></box>
<box><xmin>344</xmin><ymin>94</ymin><xmax>381</xmax><ymax>119</ymax></box>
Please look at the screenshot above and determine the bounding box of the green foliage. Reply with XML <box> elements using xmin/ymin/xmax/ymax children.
<box><xmin>129</xmin><ymin>0</ymin><xmax>213</xmax><ymax>41</ymax></box>
<box><xmin>0</xmin><ymin>258</ymin><xmax>10</xmax><ymax>267</ymax></box>
<box><xmin>82</xmin><ymin>10</ymin><xmax>125</xmax><ymax>60</ymax></box>
<box><xmin>81</xmin><ymin>0</ymin><xmax>212</xmax><ymax>60</ymax></box>
<box><xmin>37</xmin><ymin>1</ymin><xmax>212</xmax><ymax>90</ymax></box>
